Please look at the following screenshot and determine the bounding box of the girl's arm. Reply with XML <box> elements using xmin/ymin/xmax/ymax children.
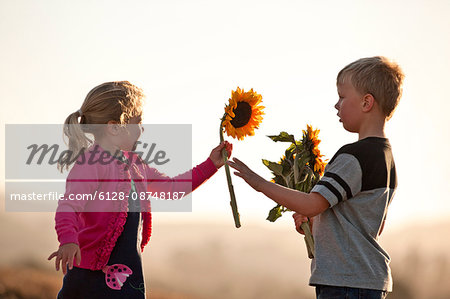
<box><xmin>50</xmin><ymin>160</ymin><xmax>99</xmax><ymax>273</ymax></box>
<box><xmin>144</xmin><ymin>141</ymin><xmax>232</xmax><ymax>194</ymax></box>
<box><xmin>48</xmin><ymin>243</ymin><xmax>81</xmax><ymax>275</ymax></box>
<box><xmin>207</xmin><ymin>141</ymin><xmax>233</xmax><ymax>169</ymax></box>
<box><xmin>55</xmin><ymin>161</ymin><xmax>98</xmax><ymax>245</ymax></box>
<box><xmin>227</xmin><ymin>157</ymin><xmax>329</xmax><ymax>218</ymax></box>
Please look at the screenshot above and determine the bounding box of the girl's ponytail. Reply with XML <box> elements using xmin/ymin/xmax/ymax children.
<box><xmin>57</xmin><ymin>109</ymin><xmax>92</xmax><ymax>172</ymax></box>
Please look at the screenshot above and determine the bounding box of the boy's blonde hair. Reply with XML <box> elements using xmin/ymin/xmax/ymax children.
<box><xmin>58</xmin><ymin>81</ymin><xmax>144</xmax><ymax>171</ymax></box>
<box><xmin>337</xmin><ymin>56</ymin><xmax>404</xmax><ymax>120</ymax></box>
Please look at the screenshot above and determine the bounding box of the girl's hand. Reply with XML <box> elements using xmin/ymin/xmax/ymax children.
<box><xmin>293</xmin><ymin>212</ymin><xmax>313</xmax><ymax>235</ymax></box>
<box><xmin>227</xmin><ymin>157</ymin><xmax>265</xmax><ymax>192</ymax></box>
<box><xmin>48</xmin><ymin>243</ymin><xmax>81</xmax><ymax>275</ymax></box>
<box><xmin>209</xmin><ymin>141</ymin><xmax>233</xmax><ymax>168</ymax></box>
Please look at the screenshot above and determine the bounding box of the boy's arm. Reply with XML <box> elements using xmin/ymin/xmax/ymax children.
<box><xmin>258</xmin><ymin>181</ymin><xmax>329</xmax><ymax>217</ymax></box>
<box><xmin>293</xmin><ymin>212</ymin><xmax>314</xmax><ymax>234</ymax></box>
<box><xmin>227</xmin><ymin>158</ymin><xmax>329</xmax><ymax>217</ymax></box>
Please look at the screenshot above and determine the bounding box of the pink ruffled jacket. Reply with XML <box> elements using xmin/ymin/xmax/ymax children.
<box><xmin>55</xmin><ymin>144</ymin><xmax>217</xmax><ymax>270</ymax></box>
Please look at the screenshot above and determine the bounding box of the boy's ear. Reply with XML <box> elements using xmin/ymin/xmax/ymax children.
<box><xmin>361</xmin><ymin>93</ymin><xmax>375</xmax><ymax>112</ymax></box>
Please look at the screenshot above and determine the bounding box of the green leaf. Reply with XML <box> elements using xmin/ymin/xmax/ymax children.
<box><xmin>262</xmin><ymin>159</ymin><xmax>284</xmax><ymax>176</ymax></box>
<box><xmin>285</xmin><ymin>146</ymin><xmax>295</xmax><ymax>160</ymax></box>
<box><xmin>273</xmin><ymin>175</ymin><xmax>287</xmax><ymax>187</ymax></box>
<box><xmin>282</xmin><ymin>164</ymin><xmax>293</xmax><ymax>178</ymax></box>
<box><xmin>266</xmin><ymin>205</ymin><xmax>284</xmax><ymax>222</ymax></box>
<box><xmin>294</xmin><ymin>182</ymin><xmax>303</xmax><ymax>191</ymax></box>
<box><xmin>267</xmin><ymin>132</ymin><xmax>296</xmax><ymax>143</ymax></box>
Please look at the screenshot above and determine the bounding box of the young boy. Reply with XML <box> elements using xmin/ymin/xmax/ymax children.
<box><xmin>227</xmin><ymin>56</ymin><xmax>404</xmax><ymax>299</ymax></box>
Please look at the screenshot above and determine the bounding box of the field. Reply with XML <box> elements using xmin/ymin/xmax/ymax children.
<box><xmin>1</xmin><ymin>212</ymin><xmax>449</xmax><ymax>299</ymax></box>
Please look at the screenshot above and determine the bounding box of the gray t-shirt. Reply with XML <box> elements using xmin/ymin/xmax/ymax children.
<box><xmin>310</xmin><ymin>137</ymin><xmax>396</xmax><ymax>291</ymax></box>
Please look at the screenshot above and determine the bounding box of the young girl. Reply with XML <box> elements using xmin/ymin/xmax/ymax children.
<box><xmin>47</xmin><ymin>81</ymin><xmax>232</xmax><ymax>298</ymax></box>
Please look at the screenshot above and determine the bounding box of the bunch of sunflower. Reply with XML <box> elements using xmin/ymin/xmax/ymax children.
<box><xmin>220</xmin><ymin>87</ymin><xmax>265</xmax><ymax>228</ymax></box>
<box><xmin>263</xmin><ymin>125</ymin><xmax>326</xmax><ymax>257</ymax></box>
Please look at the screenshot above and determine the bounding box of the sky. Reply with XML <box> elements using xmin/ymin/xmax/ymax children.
<box><xmin>1</xmin><ymin>0</ymin><xmax>450</xmax><ymax>230</ymax></box>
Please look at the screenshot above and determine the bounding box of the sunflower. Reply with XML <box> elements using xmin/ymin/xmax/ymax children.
<box><xmin>302</xmin><ymin>125</ymin><xmax>327</xmax><ymax>175</ymax></box>
<box><xmin>222</xmin><ymin>87</ymin><xmax>265</xmax><ymax>140</ymax></box>
<box><xmin>219</xmin><ymin>87</ymin><xmax>265</xmax><ymax>228</ymax></box>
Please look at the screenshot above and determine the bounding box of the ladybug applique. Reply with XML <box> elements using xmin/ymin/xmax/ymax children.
<box><xmin>102</xmin><ymin>264</ymin><xmax>133</xmax><ymax>290</ymax></box>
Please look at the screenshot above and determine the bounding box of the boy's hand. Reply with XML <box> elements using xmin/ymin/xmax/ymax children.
<box><xmin>293</xmin><ymin>212</ymin><xmax>313</xmax><ymax>235</ymax></box>
<box><xmin>48</xmin><ymin>243</ymin><xmax>81</xmax><ymax>275</ymax></box>
<box><xmin>209</xmin><ymin>141</ymin><xmax>233</xmax><ymax>169</ymax></box>
<box><xmin>227</xmin><ymin>157</ymin><xmax>265</xmax><ymax>192</ymax></box>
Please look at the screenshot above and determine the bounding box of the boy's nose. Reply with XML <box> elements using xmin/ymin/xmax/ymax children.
<box><xmin>334</xmin><ymin>101</ymin><xmax>340</xmax><ymax>110</ymax></box>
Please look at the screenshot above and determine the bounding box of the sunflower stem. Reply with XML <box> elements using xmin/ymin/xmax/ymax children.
<box><xmin>301</xmin><ymin>221</ymin><xmax>315</xmax><ymax>259</ymax></box>
<box><xmin>220</xmin><ymin>116</ymin><xmax>241</xmax><ymax>228</ymax></box>
<box><xmin>293</xmin><ymin>144</ymin><xmax>315</xmax><ymax>259</ymax></box>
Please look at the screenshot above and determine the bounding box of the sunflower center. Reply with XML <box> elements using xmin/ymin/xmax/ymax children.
<box><xmin>230</xmin><ymin>102</ymin><xmax>252</xmax><ymax>128</ymax></box>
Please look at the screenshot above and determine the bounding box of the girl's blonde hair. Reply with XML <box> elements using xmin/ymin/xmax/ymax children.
<box><xmin>58</xmin><ymin>81</ymin><xmax>144</xmax><ymax>172</ymax></box>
